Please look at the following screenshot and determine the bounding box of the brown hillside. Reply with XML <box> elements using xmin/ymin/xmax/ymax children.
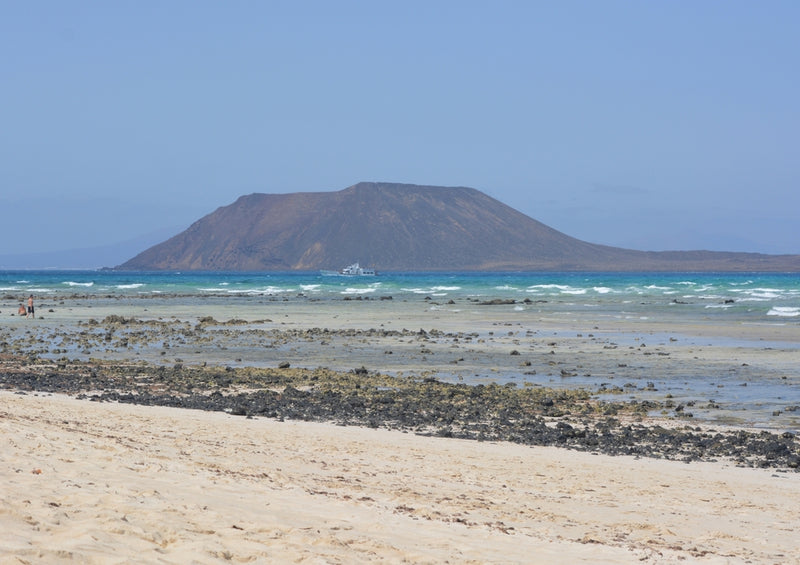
<box><xmin>117</xmin><ymin>182</ymin><xmax>800</xmax><ymax>271</ymax></box>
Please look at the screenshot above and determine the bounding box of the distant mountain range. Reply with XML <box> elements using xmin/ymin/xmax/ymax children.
<box><xmin>0</xmin><ymin>227</ymin><xmax>182</xmax><ymax>270</ymax></box>
<box><xmin>117</xmin><ymin>182</ymin><xmax>800</xmax><ymax>272</ymax></box>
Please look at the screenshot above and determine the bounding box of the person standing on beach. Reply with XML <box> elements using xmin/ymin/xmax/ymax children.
<box><xmin>27</xmin><ymin>295</ymin><xmax>34</xmax><ymax>319</ymax></box>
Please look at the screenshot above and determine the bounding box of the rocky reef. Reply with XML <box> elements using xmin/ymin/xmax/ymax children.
<box><xmin>2</xmin><ymin>355</ymin><xmax>798</xmax><ymax>471</ymax></box>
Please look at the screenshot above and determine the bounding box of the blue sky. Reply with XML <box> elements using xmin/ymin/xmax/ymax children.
<box><xmin>2</xmin><ymin>1</ymin><xmax>798</xmax><ymax>267</ymax></box>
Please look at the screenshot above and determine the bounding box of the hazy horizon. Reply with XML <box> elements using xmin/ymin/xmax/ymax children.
<box><xmin>3</xmin><ymin>2</ymin><xmax>798</xmax><ymax>267</ymax></box>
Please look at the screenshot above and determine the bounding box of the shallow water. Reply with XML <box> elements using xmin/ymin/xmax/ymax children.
<box><xmin>2</xmin><ymin>270</ymin><xmax>798</xmax><ymax>430</ymax></box>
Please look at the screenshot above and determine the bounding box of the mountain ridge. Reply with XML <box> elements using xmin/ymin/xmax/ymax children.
<box><xmin>117</xmin><ymin>182</ymin><xmax>800</xmax><ymax>272</ymax></box>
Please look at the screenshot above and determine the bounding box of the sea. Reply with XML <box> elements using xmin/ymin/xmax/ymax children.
<box><xmin>1</xmin><ymin>270</ymin><xmax>798</xmax><ymax>321</ymax></box>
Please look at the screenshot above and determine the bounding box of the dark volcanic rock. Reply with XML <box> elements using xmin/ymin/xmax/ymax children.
<box><xmin>2</xmin><ymin>358</ymin><xmax>799</xmax><ymax>471</ymax></box>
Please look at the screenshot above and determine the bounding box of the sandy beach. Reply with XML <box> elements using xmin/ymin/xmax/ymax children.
<box><xmin>3</xmin><ymin>391</ymin><xmax>799</xmax><ymax>564</ymax></box>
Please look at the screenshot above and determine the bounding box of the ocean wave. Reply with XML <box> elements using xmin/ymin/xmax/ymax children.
<box><xmin>746</xmin><ymin>292</ymin><xmax>780</xmax><ymax>299</ymax></box>
<box><xmin>767</xmin><ymin>307</ymin><xmax>800</xmax><ymax>317</ymax></box>
<box><xmin>341</xmin><ymin>287</ymin><xmax>377</xmax><ymax>295</ymax></box>
<box><xmin>526</xmin><ymin>284</ymin><xmax>586</xmax><ymax>295</ymax></box>
<box><xmin>198</xmin><ymin>286</ymin><xmax>292</xmax><ymax>294</ymax></box>
<box><xmin>560</xmin><ymin>288</ymin><xmax>588</xmax><ymax>295</ymax></box>
<box><xmin>116</xmin><ymin>283</ymin><xmax>144</xmax><ymax>289</ymax></box>
<box><xmin>400</xmin><ymin>287</ymin><xmax>428</xmax><ymax>294</ymax></box>
<box><xmin>251</xmin><ymin>286</ymin><xmax>292</xmax><ymax>294</ymax></box>
<box><xmin>63</xmin><ymin>281</ymin><xmax>94</xmax><ymax>287</ymax></box>
<box><xmin>401</xmin><ymin>286</ymin><xmax>457</xmax><ymax>295</ymax></box>
<box><xmin>731</xmin><ymin>288</ymin><xmax>785</xmax><ymax>300</ymax></box>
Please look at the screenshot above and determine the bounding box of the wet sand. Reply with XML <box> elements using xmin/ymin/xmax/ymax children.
<box><xmin>3</xmin><ymin>294</ymin><xmax>799</xmax><ymax>428</ymax></box>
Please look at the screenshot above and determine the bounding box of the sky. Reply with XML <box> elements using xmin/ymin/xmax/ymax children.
<box><xmin>2</xmin><ymin>1</ymin><xmax>798</xmax><ymax>267</ymax></box>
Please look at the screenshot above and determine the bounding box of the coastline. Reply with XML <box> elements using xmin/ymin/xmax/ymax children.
<box><xmin>2</xmin><ymin>289</ymin><xmax>800</xmax><ymax>562</ymax></box>
<box><xmin>2</xmin><ymin>291</ymin><xmax>799</xmax><ymax>429</ymax></box>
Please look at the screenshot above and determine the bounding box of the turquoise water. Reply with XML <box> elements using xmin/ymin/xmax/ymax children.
<box><xmin>2</xmin><ymin>270</ymin><xmax>799</xmax><ymax>321</ymax></box>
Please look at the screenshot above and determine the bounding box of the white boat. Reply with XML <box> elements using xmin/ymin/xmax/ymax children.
<box><xmin>321</xmin><ymin>262</ymin><xmax>377</xmax><ymax>276</ymax></box>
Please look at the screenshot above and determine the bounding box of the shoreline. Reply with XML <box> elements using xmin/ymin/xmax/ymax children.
<box><xmin>1</xmin><ymin>352</ymin><xmax>798</xmax><ymax>472</ymax></box>
<box><xmin>2</xmin><ymin>292</ymin><xmax>800</xmax><ymax>562</ymax></box>
<box><xmin>2</xmin><ymin>293</ymin><xmax>799</xmax><ymax>430</ymax></box>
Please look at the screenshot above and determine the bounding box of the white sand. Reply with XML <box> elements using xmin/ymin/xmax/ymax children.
<box><xmin>2</xmin><ymin>391</ymin><xmax>798</xmax><ymax>564</ymax></box>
